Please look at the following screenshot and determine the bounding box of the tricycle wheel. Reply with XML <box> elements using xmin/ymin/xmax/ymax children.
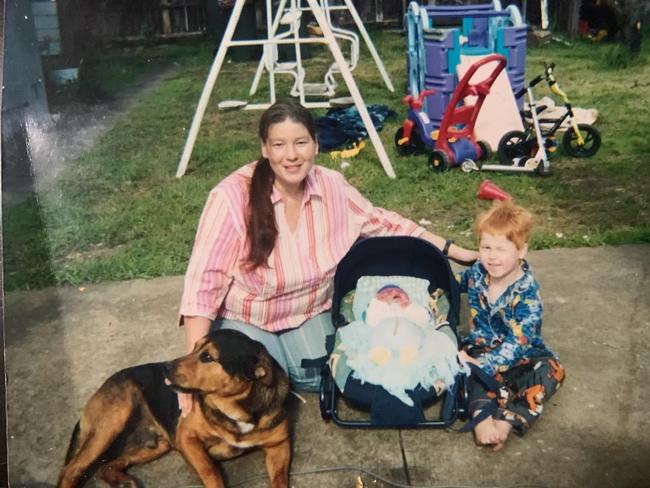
<box><xmin>477</xmin><ymin>140</ymin><xmax>492</xmax><ymax>161</ymax></box>
<box><xmin>428</xmin><ymin>150</ymin><xmax>449</xmax><ymax>172</ymax></box>
<box><xmin>497</xmin><ymin>130</ymin><xmax>531</xmax><ymax>165</ymax></box>
<box><xmin>562</xmin><ymin>124</ymin><xmax>601</xmax><ymax>158</ymax></box>
<box><xmin>394</xmin><ymin>127</ymin><xmax>424</xmax><ymax>156</ymax></box>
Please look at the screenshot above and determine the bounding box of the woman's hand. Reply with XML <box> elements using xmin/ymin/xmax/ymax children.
<box><xmin>176</xmin><ymin>315</ymin><xmax>212</xmax><ymax>418</ymax></box>
<box><xmin>450</xmin><ymin>245</ymin><xmax>478</xmax><ymax>266</ymax></box>
<box><xmin>419</xmin><ymin>231</ymin><xmax>478</xmax><ymax>265</ymax></box>
<box><xmin>164</xmin><ymin>378</ymin><xmax>194</xmax><ymax>417</ymax></box>
<box><xmin>178</xmin><ymin>392</ymin><xmax>193</xmax><ymax>417</ymax></box>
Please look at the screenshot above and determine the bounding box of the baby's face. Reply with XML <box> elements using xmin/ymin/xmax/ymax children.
<box><xmin>376</xmin><ymin>286</ymin><xmax>411</xmax><ymax>307</ymax></box>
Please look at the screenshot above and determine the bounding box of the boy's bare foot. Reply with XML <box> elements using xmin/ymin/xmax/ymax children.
<box><xmin>473</xmin><ymin>414</ymin><xmax>513</xmax><ymax>451</ymax></box>
<box><xmin>491</xmin><ymin>419</ymin><xmax>513</xmax><ymax>451</ymax></box>
<box><xmin>473</xmin><ymin>416</ymin><xmax>501</xmax><ymax>447</ymax></box>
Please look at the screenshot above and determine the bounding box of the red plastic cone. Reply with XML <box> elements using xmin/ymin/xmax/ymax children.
<box><xmin>477</xmin><ymin>179</ymin><xmax>512</xmax><ymax>201</ymax></box>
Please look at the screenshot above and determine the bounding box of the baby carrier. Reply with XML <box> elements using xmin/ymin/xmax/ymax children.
<box><xmin>319</xmin><ymin>236</ymin><xmax>470</xmax><ymax>427</ymax></box>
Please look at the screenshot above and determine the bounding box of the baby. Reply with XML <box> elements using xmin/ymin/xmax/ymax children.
<box><xmin>338</xmin><ymin>278</ymin><xmax>462</xmax><ymax>406</ymax></box>
<box><xmin>363</xmin><ymin>284</ymin><xmax>432</xmax><ymax>366</ymax></box>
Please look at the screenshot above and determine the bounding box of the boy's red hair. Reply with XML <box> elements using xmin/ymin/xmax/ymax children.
<box><xmin>475</xmin><ymin>201</ymin><xmax>533</xmax><ymax>250</ymax></box>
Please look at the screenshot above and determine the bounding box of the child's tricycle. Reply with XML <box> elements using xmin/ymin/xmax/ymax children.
<box><xmin>395</xmin><ymin>54</ymin><xmax>507</xmax><ymax>172</ymax></box>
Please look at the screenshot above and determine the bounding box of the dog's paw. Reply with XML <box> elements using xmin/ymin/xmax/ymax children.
<box><xmin>117</xmin><ymin>480</ymin><xmax>139</xmax><ymax>488</ymax></box>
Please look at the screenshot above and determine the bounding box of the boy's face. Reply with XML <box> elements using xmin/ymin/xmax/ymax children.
<box><xmin>479</xmin><ymin>232</ymin><xmax>528</xmax><ymax>282</ymax></box>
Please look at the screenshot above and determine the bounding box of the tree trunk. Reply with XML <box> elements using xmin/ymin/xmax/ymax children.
<box><xmin>620</xmin><ymin>1</ymin><xmax>646</xmax><ymax>56</ymax></box>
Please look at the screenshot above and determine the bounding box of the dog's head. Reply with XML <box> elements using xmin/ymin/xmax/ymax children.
<box><xmin>165</xmin><ymin>330</ymin><xmax>289</xmax><ymax>404</ymax></box>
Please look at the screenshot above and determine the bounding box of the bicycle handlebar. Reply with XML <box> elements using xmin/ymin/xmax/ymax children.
<box><xmin>550</xmin><ymin>82</ymin><xmax>568</xmax><ymax>100</ymax></box>
<box><xmin>542</xmin><ymin>62</ymin><xmax>569</xmax><ymax>101</ymax></box>
<box><xmin>521</xmin><ymin>61</ymin><xmax>569</xmax><ymax>103</ymax></box>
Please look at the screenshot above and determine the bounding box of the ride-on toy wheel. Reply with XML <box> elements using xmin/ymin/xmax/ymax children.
<box><xmin>428</xmin><ymin>150</ymin><xmax>449</xmax><ymax>172</ymax></box>
<box><xmin>477</xmin><ymin>140</ymin><xmax>492</xmax><ymax>161</ymax></box>
<box><xmin>394</xmin><ymin>127</ymin><xmax>424</xmax><ymax>156</ymax></box>
<box><xmin>461</xmin><ymin>159</ymin><xmax>481</xmax><ymax>173</ymax></box>
<box><xmin>562</xmin><ymin>124</ymin><xmax>601</xmax><ymax>158</ymax></box>
<box><xmin>497</xmin><ymin>130</ymin><xmax>531</xmax><ymax>165</ymax></box>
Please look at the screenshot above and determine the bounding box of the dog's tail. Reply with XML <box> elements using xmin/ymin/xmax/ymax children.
<box><xmin>64</xmin><ymin>421</ymin><xmax>81</xmax><ymax>464</ymax></box>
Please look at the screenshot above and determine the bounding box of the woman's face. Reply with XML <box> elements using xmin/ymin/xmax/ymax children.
<box><xmin>261</xmin><ymin>118</ymin><xmax>318</xmax><ymax>196</ymax></box>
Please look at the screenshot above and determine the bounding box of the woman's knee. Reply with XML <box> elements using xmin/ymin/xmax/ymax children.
<box><xmin>288</xmin><ymin>366</ymin><xmax>321</xmax><ymax>393</ymax></box>
<box><xmin>213</xmin><ymin>318</ymin><xmax>289</xmax><ymax>374</ymax></box>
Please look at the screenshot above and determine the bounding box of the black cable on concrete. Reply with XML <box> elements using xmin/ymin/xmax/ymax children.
<box><xmin>180</xmin><ymin>465</ymin><xmax>548</xmax><ymax>488</ymax></box>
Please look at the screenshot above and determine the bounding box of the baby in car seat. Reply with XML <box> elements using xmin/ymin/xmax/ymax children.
<box><xmin>363</xmin><ymin>284</ymin><xmax>433</xmax><ymax>366</ymax></box>
<box><xmin>337</xmin><ymin>277</ymin><xmax>464</xmax><ymax>406</ymax></box>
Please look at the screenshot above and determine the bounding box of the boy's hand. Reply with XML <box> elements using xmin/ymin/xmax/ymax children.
<box><xmin>458</xmin><ymin>349</ymin><xmax>481</xmax><ymax>366</ymax></box>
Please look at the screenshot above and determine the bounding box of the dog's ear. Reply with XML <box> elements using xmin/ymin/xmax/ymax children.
<box><xmin>254</xmin><ymin>366</ymin><xmax>267</xmax><ymax>380</ymax></box>
<box><xmin>254</xmin><ymin>357</ymin><xmax>275</xmax><ymax>387</ymax></box>
<box><xmin>242</xmin><ymin>355</ymin><xmax>272</xmax><ymax>385</ymax></box>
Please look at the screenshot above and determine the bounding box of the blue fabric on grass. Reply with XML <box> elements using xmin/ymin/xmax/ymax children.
<box><xmin>316</xmin><ymin>104</ymin><xmax>397</xmax><ymax>151</ymax></box>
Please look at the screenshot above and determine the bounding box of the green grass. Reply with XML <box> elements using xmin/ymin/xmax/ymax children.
<box><xmin>3</xmin><ymin>30</ymin><xmax>650</xmax><ymax>291</ymax></box>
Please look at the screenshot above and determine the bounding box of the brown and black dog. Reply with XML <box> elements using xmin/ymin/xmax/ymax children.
<box><xmin>57</xmin><ymin>329</ymin><xmax>291</xmax><ymax>488</ymax></box>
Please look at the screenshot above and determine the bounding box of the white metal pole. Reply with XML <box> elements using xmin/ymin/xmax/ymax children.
<box><xmin>250</xmin><ymin>0</ymin><xmax>286</xmax><ymax>97</ymax></box>
<box><xmin>290</xmin><ymin>0</ymin><xmax>307</xmax><ymax>106</ymax></box>
<box><xmin>540</xmin><ymin>0</ymin><xmax>549</xmax><ymax>30</ymax></box>
<box><xmin>341</xmin><ymin>0</ymin><xmax>394</xmax><ymax>92</ymax></box>
<box><xmin>175</xmin><ymin>0</ymin><xmax>247</xmax><ymax>178</ymax></box>
<box><xmin>306</xmin><ymin>0</ymin><xmax>396</xmax><ymax>178</ymax></box>
<box><xmin>267</xmin><ymin>0</ymin><xmax>289</xmax><ymax>104</ymax></box>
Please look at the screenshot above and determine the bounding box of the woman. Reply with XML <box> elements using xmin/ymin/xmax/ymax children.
<box><xmin>177</xmin><ymin>99</ymin><xmax>476</xmax><ymax>414</ymax></box>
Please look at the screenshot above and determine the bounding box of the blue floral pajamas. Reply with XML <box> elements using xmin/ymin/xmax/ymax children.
<box><xmin>467</xmin><ymin>354</ymin><xmax>565</xmax><ymax>434</ymax></box>
<box><xmin>458</xmin><ymin>260</ymin><xmax>565</xmax><ymax>434</ymax></box>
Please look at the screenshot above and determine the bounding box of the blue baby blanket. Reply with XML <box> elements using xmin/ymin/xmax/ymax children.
<box><xmin>332</xmin><ymin>276</ymin><xmax>467</xmax><ymax>406</ymax></box>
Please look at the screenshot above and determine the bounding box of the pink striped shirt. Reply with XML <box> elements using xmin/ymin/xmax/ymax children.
<box><xmin>178</xmin><ymin>163</ymin><xmax>425</xmax><ymax>332</ymax></box>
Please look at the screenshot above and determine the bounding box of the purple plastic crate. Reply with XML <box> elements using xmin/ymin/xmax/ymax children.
<box><xmin>425</xmin><ymin>3</ymin><xmax>496</xmax><ymax>21</ymax></box>
<box><xmin>424</xmin><ymin>73</ymin><xmax>457</xmax><ymax>128</ymax></box>
<box><xmin>467</xmin><ymin>17</ymin><xmax>489</xmax><ymax>48</ymax></box>
<box><xmin>423</xmin><ymin>32</ymin><xmax>456</xmax><ymax>74</ymax></box>
<box><xmin>507</xmin><ymin>72</ymin><xmax>526</xmax><ymax>109</ymax></box>
<box><xmin>496</xmin><ymin>25</ymin><xmax>527</xmax><ymax>109</ymax></box>
<box><xmin>499</xmin><ymin>26</ymin><xmax>527</xmax><ymax>77</ymax></box>
<box><xmin>409</xmin><ymin>3</ymin><xmax>528</xmax><ymax>116</ymax></box>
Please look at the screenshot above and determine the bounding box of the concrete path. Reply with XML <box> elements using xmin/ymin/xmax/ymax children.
<box><xmin>5</xmin><ymin>245</ymin><xmax>650</xmax><ymax>488</ymax></box>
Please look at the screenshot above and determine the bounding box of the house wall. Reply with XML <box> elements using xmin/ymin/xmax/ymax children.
<box><xmin>31</xmin><ymin>0</ymin><xmax>62</xmax><ymax>56</ymax></box>
<box><xmin>55</xmin><ymin>0</ymin><xmax>206</xmax><ymax>64</ymax></box>
<box><xmin>1</xmin><ymin>0</ymin><xmax>50</xmax><ymax>192</ymax></box>
<box><xmin>2</xmin><ymin>0</ymin><xmax>49</xmax><ymax>117</ymax></box>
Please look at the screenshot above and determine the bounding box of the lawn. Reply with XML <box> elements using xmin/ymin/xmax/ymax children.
<box><xmin>3</xmin><ymin>29</ymin><xmax>649</xmax><ymax>291</ymax></box>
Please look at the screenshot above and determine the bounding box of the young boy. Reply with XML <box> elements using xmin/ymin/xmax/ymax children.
<box><xmin>458</xmin><ymin>201</ymin><xmax>564</xmax><ymax>451</ymax></box>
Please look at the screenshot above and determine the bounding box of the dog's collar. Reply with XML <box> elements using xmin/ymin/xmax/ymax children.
<box><xmin>199</xmin><ymin>398</ymin><xmax>286</xmax><ymax>434</ymax></box>
<box><xmin>199</xmin><ymin>399</ymin><xmax>254</xmax><ymax>432</ymax></box>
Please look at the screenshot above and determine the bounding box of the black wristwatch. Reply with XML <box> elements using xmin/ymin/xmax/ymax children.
<box><xmin>442</xmin><ymin>239</ymin><xmax>454</xmax><ymax>256</ymax></box>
